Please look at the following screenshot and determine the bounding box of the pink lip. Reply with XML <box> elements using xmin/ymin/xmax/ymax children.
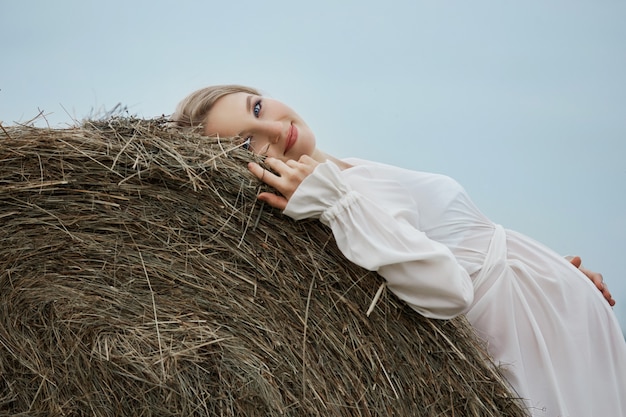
<box><xmin>284</xmin><ymin>124</ymin><xmax>298</xmax><ymax>154</ymax></box>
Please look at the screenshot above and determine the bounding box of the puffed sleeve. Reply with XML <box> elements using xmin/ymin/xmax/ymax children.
<box><xmin>284</xmin><ymin>161</ymin><xmax>474</xmax><ymax>319</ymax></box>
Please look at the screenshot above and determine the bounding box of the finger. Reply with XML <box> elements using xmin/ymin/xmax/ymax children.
<box><xmin>580</xmin><ymin>267</ymin><xmax>604</xmax><ymax>291</ymax></box>
<box><xmin>264</xmin><ymin>157</ymin><xmax>290</xmax><ymax>173</ymax></box>
<box><xmin>284</xmin><ymin>156</ymin><xmax>319</xmax><ymax>178</ymax></box>
<box><xmin>595</xmin><ymin>278</ymin><xmax>603</xmax><ymax>291</ymax></box>
<box><xmin>248</xmin><ymin>162</ymin><xmax>280</xmax><ymax>187</ymax></box>
<box><xmin>298</xmin><ymin>154</ymin><xmax>317</xmax><ymax>164</ymax></box>
<box><xmin>248</xmin><ymin>161</ymin><xmax>267</xmax><ymax>179</ymax></box>
<box><xmin>593</xmin><ymin>273</ymin><xmax>605</xmax><ymax>291</ymax></box>
<box><xmin>257</xmin><ymin>192</ymin><xmax>288</xmax><ymax>211</ymax></box>
<box><xmin>569</xmin><ymin>256</ymin><xmax>582</xmax><ymax>268</ymax></box>
<box><xmin>298</xmin><ymin>154</ymin><xmax>321</xmax><ymax>170</ymax></box>
<box><xmin>600</xmin><ymin>284</ymin><xmax>616</xmax><ymax>307</ymax></box>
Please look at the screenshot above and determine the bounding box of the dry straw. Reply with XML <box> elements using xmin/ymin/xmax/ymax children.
<box><xmin>0</xmin><ymin>118</ymin><xmax>527</xmax><ymax>416</ymax></box>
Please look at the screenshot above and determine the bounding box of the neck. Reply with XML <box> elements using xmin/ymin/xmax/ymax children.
<box><xmin>312</xmin><ymin>149</ymin><xmax>353</xmax><ymax>170</ymax></box>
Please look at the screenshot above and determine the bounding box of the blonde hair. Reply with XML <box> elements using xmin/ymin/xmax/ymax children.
<box><xmin>170</xmin><ymin>84</ymin><xmax>260</xmax><ymax>129</ymax></box>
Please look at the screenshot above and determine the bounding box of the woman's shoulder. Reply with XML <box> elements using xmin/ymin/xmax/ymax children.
<box><xmin>341</xmin><ymin>158</ymin><xmax>468</xmax><ymax>205</ymax></box>
<box><xmin>341</xmin><ymin>158</ymin><xmax>458</xmax><ymax>184</ymax></box>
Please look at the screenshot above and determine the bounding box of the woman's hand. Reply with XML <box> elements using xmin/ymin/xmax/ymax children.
<box><xmin>570</xmin><ymin>256</ymin><xmax>615</xmax><ymax>306</ymax></box>
<box><xmin>248</xmin><ymin>155</ymin><xmax>319</xmax><ymax>210</ymax></box>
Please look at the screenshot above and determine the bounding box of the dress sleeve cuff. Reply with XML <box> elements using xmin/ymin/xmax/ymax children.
<box><xmin>283</xmin><ymin>160</ymin><xmax>351</xmax><ymax>223</ymax></box>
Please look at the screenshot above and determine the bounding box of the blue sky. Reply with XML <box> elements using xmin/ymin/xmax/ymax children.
<box><xmin>2</xmin><ymin>0</ymin><xmax>625</xmax><ymax>333</ymax></box>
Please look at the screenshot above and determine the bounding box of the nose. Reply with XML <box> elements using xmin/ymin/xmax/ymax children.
<box><xmin>259</xmin><ymin>121</ymin><xmax>283</xmax><ymax>143</ymax></box>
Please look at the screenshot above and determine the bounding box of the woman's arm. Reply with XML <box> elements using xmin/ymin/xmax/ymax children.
<box><xmin>249</xmin><ymin>157</ymin><xmax>474</xmax><ymax>319</ymax></box>
<box><xmin>249</xmin><ymin>156</ymin><xmax>615</xmax><ymax>312</ymax></box>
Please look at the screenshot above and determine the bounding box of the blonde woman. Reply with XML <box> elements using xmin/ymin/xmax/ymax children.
<box><xmin>172</xmin><ymin>85</ymin><xmax>625</xmax><ymax>416</ymax></box>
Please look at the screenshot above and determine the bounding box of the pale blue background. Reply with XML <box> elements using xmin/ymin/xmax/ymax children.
<box><xmin>1</xmin><ymin>0</ymin><xmax>625</xmax><ymax>334</ymax></box>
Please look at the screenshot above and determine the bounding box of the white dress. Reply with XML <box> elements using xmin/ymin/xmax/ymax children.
<box><xmin>283</xmin><ymin>159</ymin><xmax>626</xmax><ymax>417</ymax></box>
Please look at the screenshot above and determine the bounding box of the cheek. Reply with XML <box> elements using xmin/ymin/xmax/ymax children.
<box><xmin>303</xmin><ymin>129</ymin><xmax>316</xmax><ymax>149</ymax></box>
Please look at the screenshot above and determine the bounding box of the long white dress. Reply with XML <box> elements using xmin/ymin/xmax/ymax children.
<box><xmin>283</xmin><ymin>158</ymin><xmax>626</xmax><ymax>417</ymax></box>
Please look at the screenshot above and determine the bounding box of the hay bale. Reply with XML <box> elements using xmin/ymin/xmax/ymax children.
<box><xmin>0</xmin><ymin>119</ymin><xmax>527</xmax><ymax>416</ymax></box>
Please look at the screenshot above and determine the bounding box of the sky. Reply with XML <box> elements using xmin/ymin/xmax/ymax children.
<box><xmin>1</xmin><ymin>0</ymin><xmax>625</xmax><ymax>333</ymax></box>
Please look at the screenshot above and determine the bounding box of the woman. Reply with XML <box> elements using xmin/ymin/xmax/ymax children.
<box><xmin>172</xmin><ymin>85</ymin><xmax>626</xmax><ymax>416</ymax></box>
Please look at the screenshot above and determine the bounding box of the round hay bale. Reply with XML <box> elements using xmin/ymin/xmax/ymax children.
<box><xmin>0</xmin><ymin>119</ymin><xmax>527</xmax><ymax>416</ymax></box>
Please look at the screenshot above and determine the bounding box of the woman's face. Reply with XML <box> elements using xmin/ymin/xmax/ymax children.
<box><xmin>204</xmin><ymin>92</ymin><xmax>316</xmax><ymax>162</ymax></box>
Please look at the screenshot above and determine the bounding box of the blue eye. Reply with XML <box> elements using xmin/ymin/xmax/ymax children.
<box><xmin>253</xmin><ymin>100</ymin><xmax>262</xmax><ymax>117</ymax></box>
